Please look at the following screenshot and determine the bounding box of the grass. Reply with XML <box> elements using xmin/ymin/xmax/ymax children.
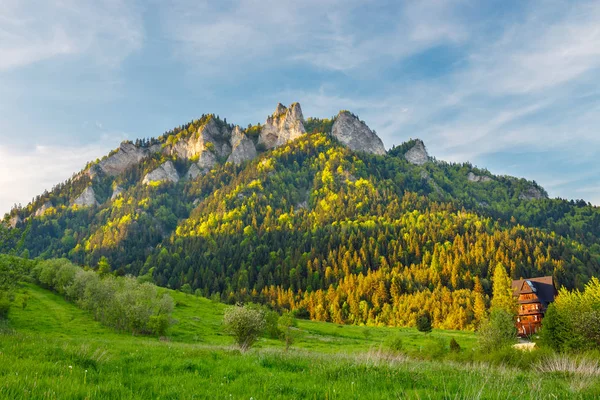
<box><xmin>1</xmin><ymin>284</ymin><xmax>599</xmax><ymax>399</ymax></box>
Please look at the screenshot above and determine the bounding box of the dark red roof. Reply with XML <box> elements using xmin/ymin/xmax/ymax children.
<box><xmin>512</xmin><ymin>276</ymin><xmax>557</xmax><ymax>305</ymax></box>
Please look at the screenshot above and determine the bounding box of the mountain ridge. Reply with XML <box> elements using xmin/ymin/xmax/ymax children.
<box><xmin>1</xmin><ymin>102</ymin><xmax>598</xmax><ymax>329</ymax></box>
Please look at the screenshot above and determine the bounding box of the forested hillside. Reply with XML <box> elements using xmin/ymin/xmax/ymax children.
<box><xmin>2</xmin><ymin>103</ymin><xmax>600</xmax><ymax>330</ymax></box>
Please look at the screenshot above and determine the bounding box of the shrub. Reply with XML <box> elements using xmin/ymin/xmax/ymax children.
<box><xmin>223</xmin><ymin>304</ymin><xmax>266</xmax><ymax>352</ymax></box>
<box><xmin>278</xmin><ymin>312</ymin><xmax>298</xmax><ymax>351</ymax></box>
<box><xmin>416</xmin><ymin>312</ymin><xmax>432</xmax><ymax>334</ymax></box>
<box><xmin>385</xmin><ymin>334</ymin><xmax>404</xmax><ymax>353</ymax></box>
<box><xmin>478</xmin><ymin>308</ymin><xmax>517</xmax><ymax>352</ymax></box>
<box><xmin>0</xmin><ymin>297</ymin><xmax>10</xmax><ymax>320</ymax></box>
<box><xmin>449</xmin><ymin>338</ymin><xmax>461</xmax><ymax>352</ymax></box>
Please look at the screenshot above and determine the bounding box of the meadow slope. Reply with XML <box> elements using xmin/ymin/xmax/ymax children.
<box><xmin>1</xmin><ymin>284</ymin><xmax>599</xmax><ymax>399</ymax></box>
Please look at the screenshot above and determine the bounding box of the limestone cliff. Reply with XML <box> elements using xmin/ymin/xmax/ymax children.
<box><xmin>111</xmin><ymin>186</ymin><xmax>124</xmax><ymax>201</ymax></box>
<box><xmin>258</xmin><ymin>103</ymin><xmax>306</xmax><ymax>149</ymax></box>
<box><xmin>142</xmin><ymin>161</ymin><xmax>180</xmax><ymax>185</ymax></box>
<box><xmin>228</xmin><ymin>126</ymin><xmax>257</xmax><ymax>165</ymax></box>
<box><xmin>331</xmin><ymin>111</ymin><xmax>386</xmax><ymax>155</ymax></box>
<box><xmin>34</xmin><ymin>201</ymin><xmax>53</xmax><ymax>217</ymax></box>
<box><xmin>73</xmin><ymin>186</ymin><xmax>99</xmax><ymax>207</ymax></box>
<box><xmin>467</xmin><ymin>172</ymin><xmax>492</xmax><ymax>183</ymax></box>
<box><xmin>98</xmin><ymin>142</ymin><xmax>155</xmax><ymax>176</ymax></box>
<box><xmin>404</xmin><ymin>140</ymin><xmax>430</xmax><ymax>165</ymax></box>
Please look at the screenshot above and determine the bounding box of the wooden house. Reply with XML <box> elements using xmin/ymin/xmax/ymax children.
<box><xmin>511</xmin><ymin>276</ymin><xmax>557</xmax><ymax>337</ymax></box>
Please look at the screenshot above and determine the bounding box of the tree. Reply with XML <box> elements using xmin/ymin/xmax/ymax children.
<box><xmin>416</xmin><ymin>311</ymin><xmax>432</xmax><ymax>334</ymax></box>
<box><xmin>278</xmin><ymin>312</ymin><xmax>298</xmax><ymax>351</ymax></box>
<box><xmin>98</xmin><ymin>257</ymin><xmax>111</xmax><ymax>277</ymax></box>
<box><xmin>491</xmin><ymin>263</ymin><xmax>516</xmax><ymax>315</ymax></box>
<box><xmin>223</xmin><ymin>304</ymin><xmax>266</xmax><ymax>352</ymax></box>
<box><xmin>477</xmin><ymin>308</ymin><xmax>517</xmax><ymax>352</ymax></box>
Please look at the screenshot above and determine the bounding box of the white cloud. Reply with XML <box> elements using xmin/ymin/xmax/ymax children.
<box><xmin>0</xmin><ymin>0</ymin><xmax>144</xmax><ymax>70</ymax></box>
<box><xmin>0</xmin><ymin>138</ymin><xmax>122</xmax><ymax>215</ymax></box>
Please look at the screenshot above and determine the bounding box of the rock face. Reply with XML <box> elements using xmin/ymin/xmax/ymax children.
<box><xmin>171</xmin><ymin>118</ymin><xmax>232</xmax><ymax>160</ymax></box>
<box><xmin>143</xmin><ymin>161</ymin><xmax>180</xmax><ymax>185</ymax></box>
<box><xmin>258</xmin><ymin>103</ymin><xmax>306</xmax><ymax>149</ymax></box>
<box><xmin>111</xmin><ymin>186</ymin><xmax>124</xmax><ymax>201</ymax></box>
<box><xmin>34</xmin><ymin>201</ymin><xmax>53</xmax><ymax>217</ymax></box>
<box><xmin>98</xmin><ymin>142</ymin><xmax>154</xmax><ymax>176</ymax></box>
<box><xmin>467</xmin><ymin>172</ymin><xmax>492</xmax><ymax>183</ymax></box>
<box><xmin>228</xmin><ymin>126</ymin><xmax>257</xmax><ymax>165</ymax></box>
<box><xmin>519</xmin><ymin>186</ymin><xmax>547</xmax><ymax>201</ymax></box>
<box><xmin>404</xmin><ymin>140</ymin><xmax>430</xmax><ymax>165</ymax></box>
<box><xmin>8</xmin><ymin>215</ymin><xmax>22</xmax><ymax>228</ymax></box>
<box><xmin>186</xmin><ymin>164</ymin><xmax>202</xmax><ymax>180</ymax></box>
<box><xmin>331</xmin><ymin>111</ymin><xmax>386</xmax><ymax>155</ymax></box>
<box><xmin>73</xmin><ymin>186</ymin><xmax>99</xmax><ymax>207</ymax></box>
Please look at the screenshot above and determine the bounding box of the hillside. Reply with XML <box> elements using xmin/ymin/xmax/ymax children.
<box><xmin>2</xmin><ymin>102</ymin><xmax>600</xmax><ymax>330</ymax></box>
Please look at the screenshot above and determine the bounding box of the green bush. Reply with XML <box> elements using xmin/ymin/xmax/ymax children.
<box><xmin>416</xmin><ymin>311</ymin><xmax>432</xmax><ymax>333</ymax></box>
<box><xmin>449</xmin><ymin>338</ymin><xmax>461</xmax><ymax>352</ymax></box>
<box><xmin>478</xmin><ymin>308</ymin><xmax>517</xmax><ymax>352</ymax></box>
<box><xmin>0</xmin><ymin>297</ymin><xmax>10</xmax><ymax>320</ymax></box>
<box><xmin>385</xmin><ymin>334</ymin><xmax>404</xmax><ymax>353</ymax></box>
<box><xmin>223</xmin><ymin>304</ymin><xmax>266</xmax><ymax>352</ymax></box>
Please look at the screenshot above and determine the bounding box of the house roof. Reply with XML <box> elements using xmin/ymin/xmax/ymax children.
<box><xmin>512</xmin><ymin>276</ymin><xmax>557</xmax><ymax>304</ymax></box>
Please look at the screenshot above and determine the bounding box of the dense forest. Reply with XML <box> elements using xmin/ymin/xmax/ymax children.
<box><xmin>2</xmin><ymin>113</ymin><xmax>600</xmax><ymax>331</ymax></box>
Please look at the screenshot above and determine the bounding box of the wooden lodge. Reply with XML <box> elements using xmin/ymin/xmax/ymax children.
<box><xmin>511</xmin><ymin>276</ymin><xmax>557</xmax><ymax>337</ymax></box>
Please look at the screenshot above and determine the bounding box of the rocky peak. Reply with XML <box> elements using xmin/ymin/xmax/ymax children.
<box><xmin>97</xmin><ymin>141</ymin><xmax>155</xmax><ymax>177</ymax></box>
<box><xmin>274</xmin><ymin>103</ymin><xmax>287</xmax><ymax>116</ymax></box>
<box><xmin>258</xmin><ymin>102</ymin><xmax>306</xmax><ymax>149</ymax></box>
<box><xmin>171</xmin><ymin>117</ymin><xmax>232</xmax><ymax>160</ymax></box>
<box><xmin>331</xmin><ymin>111</ymin><xmax>386</xmax><ymax>155</ymax></box>
<box><xmin>142</xmin><ymin>161</ymin><xmax>180</xmax><ymax>185</ymax></box>
<box><xmin>228</xmin><ymin>126</ymin><xmax>257</xmax><ymax>165</ymax></box>
<box><xmin>404</xmin><ymin>140</ymin><xmax>430</xmax><ymax>165</ymax></box>
<box><xmin>73</xmin><ymin>186</ymin><xmax>99</xmax><ymax>207</ymax></box>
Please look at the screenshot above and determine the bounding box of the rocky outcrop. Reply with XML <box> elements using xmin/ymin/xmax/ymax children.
<box><xmin>519</xmin><ymin>186</ymin><xmax>547</xmax><ymax>201</ymax></box>
<box><xmin>171</xmin><ymin>118</ymin><xmax>232</xmax><ymax>160</ymax></box>
<box><xmin>186</xmin><ymin>164</ymin><xmax>202</xmax><ymax>180</ymax></box>
<box><xmin>8</xmin><ymin>215</ymin><xmax>22</xmax><ymax>228</ymax></box>
<box><xmin>404</xmin><ymin>140</ymin><xmax>430</xmax><ymax>165</ymax></box>
<box><xmin>331</xmin><ymin>111</ymin><xmax>386</xmax><ymax>155</ymax></box>
<box><xmin>467</xmin><ymin>172</ymin><xmax>492</xmax><ymax>183</ymax></box>
<box><xmin>142</xmin><ymin>161</ymin><xmax>180</xmax><ymax>185</ymax></box>
<box><xmin>73</xmin><ymin>186</ymin><xmax>99</xmax><ymax>207</ymax></box>
<box><xmin>258</xmin><ymin>103</ymin><xmax>306</xmax><ymax>149</ymax></box>
<box><xmin>34</xmin><ymin>201</ymin><xmax>53</xmax><ymax>217</ymax></box>
<box><xmin>227</xmin><ymin>126</ymin><xmax>257</xmax><ymax>165</ymax></box>
<box><xmin>111</xmin><ymin>186</ymin><xmax>124</xmax><ymax>200</ymax></box>
<box><xmin>98</xmin><ymin>142</ymin><xmax>155</xmax><ymax>176</ymax></box>
<box><xmin>197</xmin><ymin>151</ymin><xmax>217</xmax><ymax>171</ymax></box>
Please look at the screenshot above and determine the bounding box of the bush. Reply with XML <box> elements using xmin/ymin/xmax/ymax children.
<box><xmin>223</xmin><ymin>304</ymin><xmax>266</xmax><ymax>352</ymax></box>
<box><xmin>478</xmin><ymin>308</ymin><xmax>517</xmax><ymax>352</ymax></box>
<box><xmin>449</xmin><ymin>338</ymin><xmax>461</xmax><ymax>352</ymax></box>
<box><xmin>385</xmin><ymin>334</ymin><xmax>404</xmax><ymax>353</ymax></box>
<box><xmin>278</xmin><ymin>312</ymin><xmax>298</xmax><ymax>351</ymax></box>
<box><xmin>416</xmin><ymin>312</ymin><xmax>432</xmax><ymax>333</ymax></box>
<box><xmin>0</xmin><ymin>297</ymin><xmax>10</xmax><ymax>320</ymax></box>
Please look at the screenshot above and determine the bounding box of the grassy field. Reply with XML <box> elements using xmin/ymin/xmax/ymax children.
<box><xmin>1</xmin><ymin>283</ymin><xmax>599</xmax><ymax>399</ymax></box>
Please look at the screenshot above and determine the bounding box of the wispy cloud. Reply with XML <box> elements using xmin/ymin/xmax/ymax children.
<box><xmin>0</xmin><ymin>0</ymin><xmax>144</xmax><ymax>70</ymax></box>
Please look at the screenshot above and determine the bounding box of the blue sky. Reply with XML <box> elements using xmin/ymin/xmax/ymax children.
<box><xmin>1</xmin><ymin>0</ymin><xmax>600</xmax><ymax>213</ymax></box>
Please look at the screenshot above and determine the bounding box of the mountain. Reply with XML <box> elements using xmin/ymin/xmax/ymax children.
<box><xmin>2</xmin><ymin>102</ymin><xmax>600</xmax><ymax>329</ymax></box>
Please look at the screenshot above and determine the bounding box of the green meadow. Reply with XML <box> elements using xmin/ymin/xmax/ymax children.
<box><xmin>1</xmin><ymin>283</ymin><xmax>599</xmax><ymax>399</ymax></box>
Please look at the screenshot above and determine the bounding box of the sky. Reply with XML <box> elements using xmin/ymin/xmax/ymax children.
<box><xmin>1</xmin><ymin>0</ymin><xmax>600</xmax><ymax>213</ymax></box>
